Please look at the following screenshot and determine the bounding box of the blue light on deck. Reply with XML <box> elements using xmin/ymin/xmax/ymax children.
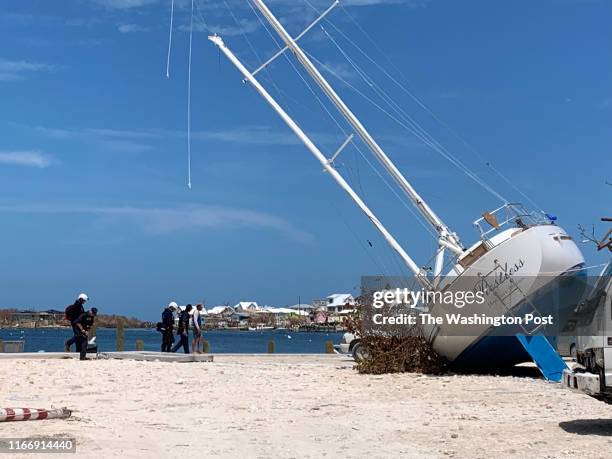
<box><xmin>546</xmin><ymin>213</ymin><xmax>557</xmax><ymax>222</ymax></box>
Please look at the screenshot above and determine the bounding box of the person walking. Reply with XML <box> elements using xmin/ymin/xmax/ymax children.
<box><xmin>161</xmin><ymin>302</ymin><xmax>177</xmax><ymax>352</ymax></box>
<box><xmin>64</xmin><ymin>293</ymin><xmax>88</xmax><ymax>353</ymax></box>
<box><xmin>191</xmin><ymin>303</ymin><xmax>204</xmax><ymax>354</ymax></box>
<box><xmin>74</xmin><ymin>308</ymin><xmax>98</xmax><ymax>361</ymax></box>
<box><xmin>171</xmin><ymin>304</ymin><xmax>192</xmax><ymax>354</ymax></box>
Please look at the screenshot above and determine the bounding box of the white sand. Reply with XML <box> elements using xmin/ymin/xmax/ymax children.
<box><xmin>1</xmin><ymin>355</ymin><xmax>611</xmax><ymax>458</ymax></box>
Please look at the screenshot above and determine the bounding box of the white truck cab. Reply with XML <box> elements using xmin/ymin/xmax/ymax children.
<box><xmin>563</xmin><ymin>262</ymin><xmax>612</xmax><ymax>401</ymax></box>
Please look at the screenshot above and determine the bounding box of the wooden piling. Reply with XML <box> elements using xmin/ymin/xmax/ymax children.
<box><xmin>325</xmin><ymin>340</ymin><xmax>335</xmax><ymax>354</ymax></box>
<box><xmin>135</xmin><ymin>340</ymin><xmax>144</xmax><ymax>351</ymax></box>
<box><xmin>0</xmin><ymin>339</ymin><xmax>3</xmax><ymax>353</ymax></box>
<box><xmin>202</xmin><ymin>340</ymin><xmax>210</xmax><ymax>353</ymax></box>
<box><xmin>267</xmin><ymin>340</ymin><xmax>275</xmax><ymax>353</ymax></box>
<box><xmin>116</xmin><ymin>318</ymin><xmax>125</xmax><ymax>352</ymax></box>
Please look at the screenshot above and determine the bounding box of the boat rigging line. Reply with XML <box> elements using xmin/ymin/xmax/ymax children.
<box><xmin>166</xmin><ymin>0</ymin><xmax>175</xmax><ymax>78</ymax></box>
<box><xmin>217</xmin><ymin>0</ymin><xmax>411</xmax><ymax>276</ymax></box>
<box><xmin>209</xmin><ymin>33</ymin><xmax>432</xmax><ymax>287</ymax></box>
<box><xmin>187</xmin><ymin>0</ymin><xmax>194</xmax><ymax>189</ymax></box>
<box><xmin>315</xmin><ymin>0</ymin><xmax>540</xmax><ymax>211</ymax></box>
<box><xmin>248</xmin><ymin>0</ymin><xmax>463</xmax><ymax>257</ymax></box>
<box><xmin>214</xmin><ymin>0</ymin><xmax>457</xmax><ymax>279</ymax></box>
<box><xmin>316</xmin><ymin>23</ymin><xmax>508</xmax><ymax>205</ymax></box>
<box><xmin>244</xmin><ymin>0</ymin><xmax>439</xmax><ymax>241</ymax></box>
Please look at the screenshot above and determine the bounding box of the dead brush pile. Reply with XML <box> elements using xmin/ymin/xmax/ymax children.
<box><xmin>344</xmin><ymin>312</ymin><xmax>447</xmax><ymax>375</ymax></box>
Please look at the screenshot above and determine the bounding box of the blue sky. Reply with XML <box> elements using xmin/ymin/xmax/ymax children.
<box><xmin>0</xmin><ymin>0</ymin><xmax>610</xmax><ymax>319</ymax></box>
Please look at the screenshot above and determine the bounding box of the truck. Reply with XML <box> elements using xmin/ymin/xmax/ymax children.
<box><xmin>562</xmin><ymin>218</ymin><xmax>612</xmax><ymax>401</ymax></box>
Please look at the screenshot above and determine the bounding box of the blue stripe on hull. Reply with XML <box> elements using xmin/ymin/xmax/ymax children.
<box><xmin>451</xmin><ymin>335</ymin><xmax>530</xmax><ymax>369</ymax></box>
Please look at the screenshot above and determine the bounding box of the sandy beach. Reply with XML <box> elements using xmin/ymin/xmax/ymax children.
<box><xmin>1</xmin><ymin>355</ymin><xmax>611</xmax><ymax>458</ymax></box>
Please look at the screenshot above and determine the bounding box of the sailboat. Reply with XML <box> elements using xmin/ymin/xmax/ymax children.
<box><xmin>205</xmin><ymin>0</ymin><xmax>586</xmax><ymax>368</ymax></box>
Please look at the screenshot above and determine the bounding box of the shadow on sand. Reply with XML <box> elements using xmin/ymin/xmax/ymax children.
<box><xmin>452</xmin><ymin>365</ymin><xmax>543</xmax><ymax>379</ymax></box>
<box><xmin>559</xmin><ymin>419</ymin><xmax>612</xmax><ymax>436</ymax></box>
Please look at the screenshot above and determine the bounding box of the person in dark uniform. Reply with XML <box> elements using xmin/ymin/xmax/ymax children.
<box><xmin>65</xmin><ymin>293</ymin><xmax>88</xmax><ymax>353</ymax></box>
<box><xmin>74</xmin><ymin>308</ymin><xmax>98</xmax><ymax>361</ymax></box>
<box><xmin>171</xmin><ymin>304</ymin><xmax>192</xmax><ymax>354</ymax></box>
<box><xmin>161</xmin><ymin>302</ymin><xmax>177</xmax><ymax>352</ymax></box>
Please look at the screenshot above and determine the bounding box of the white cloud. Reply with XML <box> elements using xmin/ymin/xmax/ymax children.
<box><xmin>29</xmin><ymin>125</ymin><xmax>157</xmax><ymax>153</ymax></box>
<box><xmin>0</xmin><ymin>73</ymin><xmax>22</xmax><ymax>82</ymax></box>
<box><xmin>343</xmin><ymin>0</ymin><xmax>429</xmax><ymax>5</ymax></box>
<box><xmin>117</xmin><ymin>23</ymin><xmax>150</xmax><ymax>33</ymax></box>
<box><xmin>91</xmin><ymin>0</ymin><xmax>159</xmax><ymax>9</ymax></box>
<box><xmin>320</xmin><ymin>61</ymin><xmax>358</xmax><ymax>81</ymax></box>
<box><xmin>0</xmin><ymin>58</ymin><xmax>56</xmax><ymax>81</ymax></box>
<box><xmin>0</xmin><ymin>151</ymin><xmax>52</xmax><ymax>168</ymax></box>
<box><xmin>182</xmin><ymin>18</ymin><xmax>260</xmax><ymax>37</ymax></box>
<box><xmin>22</xmin><ymin>123</ymin><xmax>417</xmax><ymax>151</ymax></box>
<box><xmin>28</xmin><ymin>123</ymin><xmax>304</xmax><ymax>147</ymax></box>
<box><xmin>599</xmin><ymin>98</ymin><xmax>612</xmax><ymax>110</ymax></box>
<box><xmin>0</xmin><ymin>203</ymin><xmax>314</xmax><ymax>243</ymax></box>
<box><xmin>100</xmin><ymin>139</ymin><xmax>153</xmax><ymax>153</ymax></box>
<box><xmin>190</xmin><ymin>126</ymin><xmax>302</xmax><ymax>146</ymax></box>
<box><xmin>270</xmin><ymin>0</ymin><xmax>429</xmax><ymax>6</ymax></box>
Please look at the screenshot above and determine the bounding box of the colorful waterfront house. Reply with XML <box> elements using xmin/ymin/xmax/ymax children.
<box><xmin>313</xmin><ymin>310</ymin><xmax>329</xmax><ymax>324</ymax></box>
<box><xmin>324</xmin><ymin>294</ymin><xmax>355</xmax><ymax>313</ymax></box>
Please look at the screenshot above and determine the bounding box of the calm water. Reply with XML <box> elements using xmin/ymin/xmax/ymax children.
<box><xmin>0</xmin><ymin>328</ymin><xmax>344</xmax><ymax>354</ymax></box>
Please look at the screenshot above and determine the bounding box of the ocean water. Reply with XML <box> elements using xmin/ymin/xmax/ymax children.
<box><xmin>0</xmin><ymin>328</ymin><xmax>344</xmax><ymax>354</ymax></box>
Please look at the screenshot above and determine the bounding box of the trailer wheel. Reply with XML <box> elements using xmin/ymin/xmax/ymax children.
<box><xmin>352</xmin><ymin>342</ymin><xmax>369</xmax><ymax>362</ymax></box>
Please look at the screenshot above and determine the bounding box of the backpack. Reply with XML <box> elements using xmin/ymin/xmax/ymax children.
<box><xmin>162</xmin><ymin>309</ymin><xmax>174</xmax><ymax>327</ymax></box>
<box><xmin>65</xmin><ymin>303</ymin><xmax>81</xmax><ymax>322</ymax></box>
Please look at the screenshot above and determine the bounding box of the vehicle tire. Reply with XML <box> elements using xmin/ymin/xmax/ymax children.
<box><xmin>352</xmin><ymin>342</ymin><xmax>369</xmax><ymax>362</ymax></box>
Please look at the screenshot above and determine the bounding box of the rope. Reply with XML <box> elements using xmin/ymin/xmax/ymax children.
<box><xmin>245</xmin><ymin>2</ymin><xmax>439</xmax><ymax>239</ymax></box>
<box><xmin>165</xmin><ymin>0</ymin><xmax>175</xmax><ymax>78</ymax></box>
<box><xmin>537</xmin><ymin>263</ymin><xmax>609</xmax><ymax>276</ymax></box>
<box><xmin>186</xmin><ymin>0</ymin><xmax>194</xmax><ymax>189</ymax></box>
<box><xmin>218</xmin><ymin>1</ymin><xmax>298</xmax><ymax>119</ymax></box>
<box><xmin>327</xmin><ymin>197</ymin><xmax>391</xmax><ymax>277</ymax></box>
<box><xmin>317</xmin><ymin>25</ymin><xmax>508</xmax><ymax>204</ymax></box>
<box><xmin>244</xmin><ymin>1</ymin><xmax>429</xmax><ymax>275</ymax></box>
<box><xmin>328</xmin><ymin>3</ymin><xmax>540</xmax><ymax>210</ymax></box>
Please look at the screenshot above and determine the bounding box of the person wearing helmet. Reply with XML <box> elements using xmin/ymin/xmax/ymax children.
<box><xmin>64</xmin><ymin>293</ymin><xmax>89</xmax><ymax>353</ymax></box>
<box><xmin>160</xmin><ymin>302</ymin><xmax>177</xmax><ymax>352</ymax></box>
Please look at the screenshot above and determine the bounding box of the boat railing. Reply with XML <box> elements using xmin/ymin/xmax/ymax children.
<box><xmin>473</xmin><ymin>203</ymin><xmax>551</xmax><ymax>241</ymax></box>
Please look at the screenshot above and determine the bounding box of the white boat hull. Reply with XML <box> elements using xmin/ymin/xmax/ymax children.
<box><xmin>426</xmin><ymin>224</ymin><xmax>585</xmax><ymax>366</ymax></box>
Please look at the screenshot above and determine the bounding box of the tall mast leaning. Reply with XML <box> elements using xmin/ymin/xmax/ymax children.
<box><xmin>251</xmin><ymin>0</ymin><xmax>464</xmax><ymax>255</ymax></box>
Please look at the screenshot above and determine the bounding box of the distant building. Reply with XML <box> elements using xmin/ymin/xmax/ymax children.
<box><xmin>234</xmin><ymin>302</ymin><xmax>260</xmax><ymax>312</ymax></box>
<box><xmin>0</xmin><ymin>309</ymin><xmax>66</xmax><ymax>328</ymax></box>
<box><xmin>264</xmin><ymin>307</ymin><xmax>308</xmax><ymax>317</ymax></box>
<box><xmin>324</xmin><ymin>294</ymin><xmax>355</xmax><ymax>313</ymax></box>
<box><xmin>287</xmin><ymin>303</ymin><xmax>315</xmax><ymax>312</ymax></box>
<box><xmin>207</xmin><ymin>305</ymin><xmax>235</xmax><ymax>316</ymax></box>
<box><xmin>205</xmin><ymin>305</ymin><xmax>240</xmax><ymax>328</ymax></box>
<box><xmin>312</xmin><ymin>299</ymin><xmax>328</xmax><ymax>310</ymax></box>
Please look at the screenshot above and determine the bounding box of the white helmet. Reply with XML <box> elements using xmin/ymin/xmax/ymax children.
<box><xmin>168</xmin><ymin>301</ymin><xmax>178</xmax><ymax>309</ymax></box>
<box><xmin>78</xmin><ymin>293</ymin><xmax>89</xmax><ymax>302</ymax></box>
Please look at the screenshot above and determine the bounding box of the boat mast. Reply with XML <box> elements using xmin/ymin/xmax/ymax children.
<box><xmin>251</xmin><ymin>0</ymin><xmax>464</xmax><ymax>256</ymax></box>
<box><xmin>209</xmin><ymin>35</ymin><xmax>431</xmax><ymax>288</ymax></box>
